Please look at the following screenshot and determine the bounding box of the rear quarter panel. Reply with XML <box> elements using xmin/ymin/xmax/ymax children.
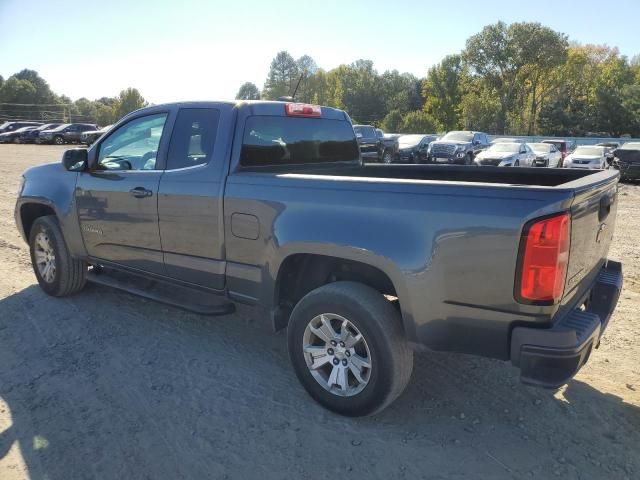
<box><xmin>223</xmin><ymin>173</ymin><xmax>575</xmax><ymax>359</ymax></box>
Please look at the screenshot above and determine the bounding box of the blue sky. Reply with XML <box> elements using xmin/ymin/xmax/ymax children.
<box><xmin>1</xmin><ymin>0</ymin><xmax>638</xmax><ymax>103</ymax></box>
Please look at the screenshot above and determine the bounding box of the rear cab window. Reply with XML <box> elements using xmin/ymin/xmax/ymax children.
<box><xmin>240</xmin><ymin>116</ymin><xmax>359</xmax><ymax>167</ymax></box>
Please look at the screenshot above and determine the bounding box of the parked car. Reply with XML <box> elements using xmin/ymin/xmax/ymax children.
<box><xmin>528</xmin><ymin>142</ymin><xmax>562</xmax><ymax>167</ymax></box>
<box><xmin>563</xmin><ymin>145</ymin><xmax>608</xmax><ymax>169</ymax></box>
<box><xmin>81</xmin><ymin>125</ymin><xmax>111</xmax><ymax>146</ymax></box>
<box><xmin>542</xmin><ymin>139</ymin><xmax>576</xmax><ymax>167</ymax></box>
<box><xmin>0</xmin><ymin>121</ymin><xmax>43</xmax><ymax>134</ymax></box>
<box><xmin>474</xmin><ymin>142</ymin><xmax>536</xmax><ymax>167</ymax></box>
<box><xmin>375</xmin><ymin>129</ymin><xmax>399</xmax><ymax>164</ymax></box>
<box><xmin>18</xmin><ymin>123</ymin><xmax>63</xmax><ymax>144</ymax></box>
<box><xmin>427</xmin><ymin>130</ymin><xmax>490</xmax><ymax>165</ymax></box>
<box><xmin>39</xmin><ymin>123</ymin><xmax>98</xmax><ymax>145</ymax></box>
<box><xmin>15</xmin><ymin>100</ymin><xmax>622</xmax><ymax>416</ymax></box>
<box><xmin>353</xmin><ymin>125</ymin><xmax>384</xmax><ymax>162</ymax></box>
<box><xmin>396</xmin><ymin>134</ymin><xmax>437</xmax><ymax>163</ymax></box>
<box><xmin>0</xmin><ymin>126</ymin><xmax>39</xmax><ymax>144</ymax></box>
<box><xmin>613</xmin><ymin>142</ymin><xmax>640</xmax><ymax>181</ymax></box>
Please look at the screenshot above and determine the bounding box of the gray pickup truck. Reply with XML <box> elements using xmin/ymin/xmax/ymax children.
<box><xmin>15</xmin><ymin>101</ymin><xmax>623</xmax><ymax>416</ymax></box>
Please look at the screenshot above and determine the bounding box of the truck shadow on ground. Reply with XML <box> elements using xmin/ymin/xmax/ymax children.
<box><xmin>0</xmin><ymin>284</ymin><xmax>638</xmax><ymax>479</ymax></box>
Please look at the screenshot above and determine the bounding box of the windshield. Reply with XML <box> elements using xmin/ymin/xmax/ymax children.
<box><xmin>398</xmin><ymin>135</ymin><xmax>425</xmax><ymax>147</ymax></box>
<box><xmin>49</xmin><ymin>124</ymin><xmax>70</xmax><ymax>132</ymax></box>
<box><xmin>442</xmin><ymin>131</ymin><xmax>473</xmax><ymax>142</ymax></box>
<box><xmin>487</xmin><ymin>143</ymin><xmax>520</xmax><ymax>153</ymax></box>
<box><xmin>353</xmin><ymin>126</ymin><xmax>376</xmax><ymax>138</ymax></box>
<box><xmin>529</xmin><ymin>143</ymin><xmax>551</xmax><ymax>153</ymax></box>
<box><xmin>37</xmin><ymin>124</ymin><xmax>58</xmax><ymax>131</ymax></box>
<box><xmin>573</xmin><ymin>146</ymin><xmax>603</xmax><ymax>156</ymax></box>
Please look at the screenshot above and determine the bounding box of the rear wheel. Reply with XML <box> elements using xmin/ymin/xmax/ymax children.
<box><xmin>382</xmin><ymin>150</ymin><xmax>393</xmax><ymax>164</ymax></box>
<box><xmin>287</xmin><ymin>281</ymin><xmax>413</xmax><ymax>416</ymax></box>
<box><xmin>29</xmin><ymin>216</ymin><xmax>87</xmax><ymax>297</ymax></box>
<box><xmin>54</xmin><ymin>136</ymin><xmax>64</xmax><ymax>145</ymax></box>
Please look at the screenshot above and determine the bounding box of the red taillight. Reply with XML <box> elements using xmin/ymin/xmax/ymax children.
<box><xmin>285</xmin><ymin>103</ymin><xmax>321</xmax><ymax>117</ymax></box>
<box><xmin>517</xmin><ymin>213</ymin><xmax>571</xmax><ymax>304</ymax></box>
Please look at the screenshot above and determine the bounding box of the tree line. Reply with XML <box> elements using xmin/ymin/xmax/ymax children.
<box><xmin>0</xmin><ymin>69</ymin><xmax>147</xmax><ymax>126</ymax></box>
<box><xmin>237</xmin><ymin>21</ymin><xmax>640</xmax><ymax>137</ymax></box>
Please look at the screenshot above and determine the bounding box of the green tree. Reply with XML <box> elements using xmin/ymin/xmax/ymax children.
<box><xmin>463</xmin><ymin>22</ymin><xmax>567</xmax><ymax>134</ymax></box>
<box><xmin>235</xmin><ymin>82</ymin><xmax>260</xmax><ymax>100</ymax></box>
<box><xmin>13</xmin><ymin>69</ymin><xmax>57</xmax><ymax>104</ymax></box>
<box><xmin>380</xmin><ymin>109</ymin><xmax>404</xmax><ymax>132</ymax></box>
<box><xmin>262</xmin><ymin>51</ymin><xmax>299</xmax><ymax>99</ymax></box>
<box><xmin>399</xmin><ymin>111</ymin><xmax>441</xmax><ymax>133</ymax></box>
<box><xmin>422</xmin><ymin>54</ymin><xmax>465</xmax><ymax>130</ymax></box>
<box><xmin>113</xmin><ymin>88</ymin><xmax>147</xmax><ymax>120</ymax></box>
<box><xmin>0</xmin><ymin>77</ymin><xmax>37</xmax><ymax>104</ymax></box>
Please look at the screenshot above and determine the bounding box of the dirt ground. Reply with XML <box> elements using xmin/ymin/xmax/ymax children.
<box><xmin>0</xmin><ymin>144</ymin><xmax>638</xmax><ymax>480</ymax></box>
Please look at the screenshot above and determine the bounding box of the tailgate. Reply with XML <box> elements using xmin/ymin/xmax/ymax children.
<box><xmin>564</xmin><ymin>177</ymin><xmax>618</xmax><ymax>296</ymax></box>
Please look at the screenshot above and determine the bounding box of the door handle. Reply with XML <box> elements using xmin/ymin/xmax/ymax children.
<box><xmin>129</xmin><ymin>187</ymin><xmax>153</xmax><ymax>198</ymax></box>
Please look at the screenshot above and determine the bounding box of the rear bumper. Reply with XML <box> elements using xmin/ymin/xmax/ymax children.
<box><xmin>510</xmin><ymin>260</ymin><xmax>622</xmax><ymax>388</ymax></box>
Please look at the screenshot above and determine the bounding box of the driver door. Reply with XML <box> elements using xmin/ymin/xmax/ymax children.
<box><xmin>76</xmin><ymin>112</ymin><xmax>171</xmax><ymax>274</ymax></box>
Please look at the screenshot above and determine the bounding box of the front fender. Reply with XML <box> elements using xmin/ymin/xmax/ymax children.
<box><xmin>16</xmin><ymin>162</ymin><xmax>85</xmax><ymax>257</ymax></box>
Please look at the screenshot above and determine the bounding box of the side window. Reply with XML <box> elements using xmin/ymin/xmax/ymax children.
<box><xmin>97</xmin><ymin>113</ymin><xmax>168</xmax><ymax>171</ymax></box>
<box><xmin>166</xmin><ymin>108</ymin><xmax>220</xmax><ymax>170</ymax></box>
<box><xmin>520</xmin><ymin>145</ymin><xmax>527</xmax><ymax>153</ymax></box>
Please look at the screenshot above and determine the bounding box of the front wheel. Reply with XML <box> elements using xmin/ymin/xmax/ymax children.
<box><xmin>287</xmin><ymin>281</ymin><xmax>413</xmax><ymax>416</ymax></box>
<box><xmin>54</xmin><ymin>136</ymin><xmax>64</xmax><ymax>145</ymax></box>
<box><xmin>514</xmin><ymin>159</ymin><xmax>520</xmax><ymax>167</ymax></box>
<box><xmin>382</xmin><ymin>150</ymin><xmax>393</xmax><ymax>164</ymax></box>
<box><xmin>466</xmin><ymin>152</ymin><xmax>474</xmax><ymax>165</ymax></box>
<box><xmin>29</xmin><ymin>216</ymin><xmax>87</xmax><ymax>296</ymax></box>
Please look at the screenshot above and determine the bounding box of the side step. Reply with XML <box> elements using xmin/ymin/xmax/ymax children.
<box><xmin>86</xmin><ymin>268</ymin><xmax>235</xmax><ymax>316</ymax></box>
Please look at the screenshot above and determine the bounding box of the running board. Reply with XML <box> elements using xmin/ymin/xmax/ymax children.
<box><xmin>86</xmin><ymin>268</ymin><xmax>235</xmax><ymax>316</ymax></box>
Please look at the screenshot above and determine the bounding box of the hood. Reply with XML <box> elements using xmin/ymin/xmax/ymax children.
<box><xmin>566</xmin><ymin>155</ymin><xmax>600</xmax><ymax>162</ymax></box>
<box><xmin>398</xmin><ymin>145</ymin><xmax>419</xmax><ymax>152</ymax></box>
<box><xmin>431</xmin><ymin>140</ymin><xmax>469</xmax><ymax>147</ymax></box>
<box><xmin>476</xmin><ymin>150</ymin><xmax>516</xmax><ymax>160</ymax></box>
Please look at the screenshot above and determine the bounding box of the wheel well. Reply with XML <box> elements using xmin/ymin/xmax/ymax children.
<box><xmin>273</xmin><ymin>254</ymin><xmax>398</xmax><ymax>331</ymax></box>
<box><xmin>20</xmin><ymin>203</ymin><xmax>55</xmax><ymax>240</ymax></box>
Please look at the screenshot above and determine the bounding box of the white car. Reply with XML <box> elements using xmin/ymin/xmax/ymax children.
<box><xmin>563</xmin><ymin>146</ymin><xmax>608</xmax><ymax>170</ymax></box>
<box><xmin>474</xmin><ymin>142</ymin><xmax>536</xmax><ymax>167</ymax></box>
<box><xmin>528</xmin><ymin>143</ymin><xmax>562</xmax><ymax>167</ymax></box>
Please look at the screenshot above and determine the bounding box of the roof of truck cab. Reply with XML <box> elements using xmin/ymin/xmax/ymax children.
<box><xmin>125</xmin><ymin>100</ymin><xmax>350</xmax><ymax>122</ymax></box>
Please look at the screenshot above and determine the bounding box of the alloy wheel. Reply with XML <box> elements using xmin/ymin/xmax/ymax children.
<box><xmin>302</xmin><ymin>313</ymin><xmax>372</xmax><ymax>397</ymax></box>
<box><xmin>34</xmin><ymin>232</ymin><xmax>56</xmax><ymax>283</ymax></box>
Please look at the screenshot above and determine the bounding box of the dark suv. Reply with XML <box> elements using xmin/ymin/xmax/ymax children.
<box><xmin>39</xmin><ymin>123</ymin><xmax>98</xmax><ymax>145</ymax></box>
<box><xmin>0</xmin><ymin>121</ymin><xmax>43</xmax><ymax>134</ymax></box>
<box><xmin>427</xmin><ymin>131</ymin><xmax>490</xmax><ymax>165</ymax></box>
<box><xmin>19</xmin><ymin>123</ymin><xmax>63</xmax><ymax>144</ymax></box>
<box><xmin>353</xmin><ymin>125</ymin><xmax>384</xmax><ymax>162</ymax></box>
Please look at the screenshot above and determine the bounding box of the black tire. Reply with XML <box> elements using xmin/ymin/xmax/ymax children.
<box><xmin>54</xmin><ymin>136</ymin><xmax>64</xmax><ymax>145</ymax></box>
<box><xmin>382</xmin><ymin>149</ymin><xmax>393</xmax><ymax>164</ymax></box>
<box><xmin>466</xmin><ymin>152</ymin><xmax>474</xmax><ymax>165</ymax></box>
<box><xmin>29</xmin><ymin>216</ymin><xmax>87</xmax><ymax>297</ymax></box>
<box><xmin>287</xmin><ymin>281</ymin><xmax>413</xmax><ymax>416</ymax></box>
<box><xmin>514</xmin><ymin>159</ymin><xmax>520</xmax><ymax>167</ymax></box>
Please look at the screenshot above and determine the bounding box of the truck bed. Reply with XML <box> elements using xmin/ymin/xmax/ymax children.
<box><xmin>243</xmin><ymin>163</ymin><xmax>611</xmax><ymax>188</ymax></box>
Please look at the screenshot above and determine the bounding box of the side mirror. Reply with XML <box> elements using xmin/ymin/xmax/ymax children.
<box><xmin>62</xmin><ymin>148</ymin><xmax>88</xmax><ymax>171</ymax></box>
<box><xmin>606</xmin><ymin>156</ymin><xmax>614</xmax><ymax>166</ymax></box>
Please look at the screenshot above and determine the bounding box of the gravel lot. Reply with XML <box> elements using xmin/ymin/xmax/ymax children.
<box><xmin>0</xmin><ymin>144</ymin><xmax>638</xmax><ymax>480</ymax></box>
